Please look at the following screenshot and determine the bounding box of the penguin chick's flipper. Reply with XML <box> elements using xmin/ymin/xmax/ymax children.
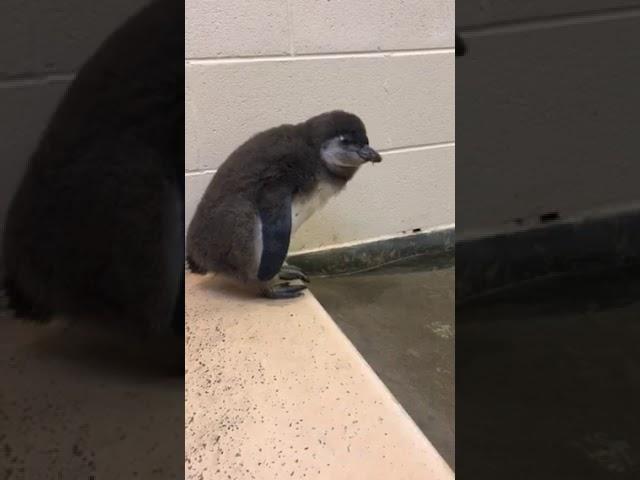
<box><xmin>263</xmin><ymin>282</ymin><xmax>308</xmax><ymax>299</ymax></box>
<box><xmin>278</xmin><ymin>264</ymin><xmax>310</xmax><ymax>283</ymax></box>
<box><xmin>257</xmin><ymin>189</ymin><xmax>293</xmax><ymax>282</ymax></box>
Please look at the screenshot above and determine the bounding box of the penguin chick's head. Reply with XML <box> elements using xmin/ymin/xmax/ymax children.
<box><xmin>305</xmin><ymin>111</ymin><xmax>382</xmax><ymax>177</ymax></box>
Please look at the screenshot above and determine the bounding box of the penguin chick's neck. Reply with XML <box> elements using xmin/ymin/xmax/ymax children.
<box><xmin>324</xmin><ymin>162</ymin><xmax>360</xmax><ymax>180</ymax></box>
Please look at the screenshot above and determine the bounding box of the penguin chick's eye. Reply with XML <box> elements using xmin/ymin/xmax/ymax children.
<box><xmin>339</xmin><ymin>135</ymin><xmax>349</xmax><ymax>145</ymax></box>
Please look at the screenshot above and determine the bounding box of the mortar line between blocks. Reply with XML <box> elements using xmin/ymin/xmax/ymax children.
<box><xmin>378</xmin><ymin>141</ymin><xmax>455</xmax><ymax>155</ymax></box>
<box><xmin>185</xmin><ymin>169</ymin><xmax>217</xmax><ymax>178</ymax></box>
<box><xmin>0</xmin><ymin>72</ymin><xmax>75</xmax><ymax>89</ymax></box>
<box><xmin>186</xmin><ymin>48</ymin><xmax>455</xmax><ymax>65</ymax></box>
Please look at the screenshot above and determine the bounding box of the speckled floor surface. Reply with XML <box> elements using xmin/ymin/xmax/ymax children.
<box><xmin>309</xmin><ymin>254</ymin><xmax>455</xmax><ymax>468</ymax></box>
<box><xmin>0</xmin><ymin>315</ymin><xmax>183</xmax><ymax>479</ymax></box>
<box><xmin>185</xmin><ymin>272</ymin><xmax>453</xmax><ymax>480</ymax></box>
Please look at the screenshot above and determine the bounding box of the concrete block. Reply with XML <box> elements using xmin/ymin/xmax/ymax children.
<box><xmin>290</xmin><ymin>0</ymin><xmax>454</xmax><ymax>54</ymax></box>
<box><xmin>186</xmin><ymin>52</ymin><xmax>454</xmax><ymax>171</ymax></box>
<box><xmin>186</xmin><ymin>0</ymin><xmax>291</xmax><ymax>59</ymax></box>
<box><xmin>185</xmin><ymin>171</ymin><xmax>215</xmax><ymax>229</ymax></box>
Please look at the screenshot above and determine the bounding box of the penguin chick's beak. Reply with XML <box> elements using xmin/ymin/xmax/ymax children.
<box><xmin>358</xmin><ymin>145</ymin><xmax>382</xmax><ymax>163</ymax></box>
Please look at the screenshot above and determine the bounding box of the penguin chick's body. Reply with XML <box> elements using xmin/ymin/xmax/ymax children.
<box><xmin>186</xmin><ymin>111</ymin><xmax>381</xmax><ymax>299</ymax></box>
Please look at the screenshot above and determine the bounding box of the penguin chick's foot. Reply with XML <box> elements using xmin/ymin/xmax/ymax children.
<box><xmin>263</xmin><ymin>281</ymin><xmax>307</xmax><ymax>299</ymax></box>
<box><xmin>278</xmin><ymin>264</ymin><xmax>310</xmax><ymax>283</ymax></box>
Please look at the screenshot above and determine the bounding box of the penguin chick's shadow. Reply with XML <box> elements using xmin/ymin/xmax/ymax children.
<box><xmin>197</xmin><ymin>274</ymin><xmax>259</xmax><ymax>301</ymax></box>
<box><xmin>197</xmin><ymin>273</ymin><xmax>308</xmax><ymax>302</ymax></box>
<box><xmin>28</xmin><ymin>318</ymin><xmax>184</xmax><ymax>379</ymax></box>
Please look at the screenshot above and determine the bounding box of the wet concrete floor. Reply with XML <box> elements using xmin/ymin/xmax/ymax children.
<box><xmin>310</xmin><ymin>253</ymin><xmax>455</xmax><ymax>468</ymax></box>
<box><xmin>457</xmin><ymin>264</ymin><xmax>640</xmax><ymax>479</ymax></box>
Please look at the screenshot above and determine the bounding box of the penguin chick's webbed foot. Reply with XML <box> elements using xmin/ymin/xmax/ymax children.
<box><xmin>263</xmin><ymin>281</ymin><xmax>307</xmax><ymax>299</ymax></box>
<box><xmin>278</xmin><ymin>264</ymin><xmax>310</xmax><ymax>283</ymax></box>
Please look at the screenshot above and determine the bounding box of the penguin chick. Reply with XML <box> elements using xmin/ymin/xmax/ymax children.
<box><xmin>186</xmin><ymin>110</ymin><xmax>381</xmax><ymax>299</ymax></box>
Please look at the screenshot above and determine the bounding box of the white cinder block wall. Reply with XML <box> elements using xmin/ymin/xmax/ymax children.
<box><xmin>185</xmin><ymin>0</ymin><xmax>455</xmax><ymax>253</ymax></box>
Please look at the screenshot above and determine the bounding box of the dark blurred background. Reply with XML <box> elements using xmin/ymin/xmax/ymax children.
<box><xmin>0</xmin><ymin>0</ymin><xmax>150</xmax><ymax>262</ymax></box>
<box><xmin>456</xmin><ymin>2</ymin><xmax>640</xmax><ymax>478</ymax></box>
<box><xmin>0</xmin><ymin>2</ymin><xmax>184</xmax><ymax>479</ymax></box>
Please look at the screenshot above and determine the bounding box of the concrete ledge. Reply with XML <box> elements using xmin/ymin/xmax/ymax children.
<box><xmin>457</xmin><ymin>208</ymin><xmax>640</xmax><ymax>302</ymax></box>
<box><xmin>0</xmin><ymin>314</ymin><xmax>183</xmax><ymax>478</ymax></box>
<box><xmin>289</xmin><ymin>227</ymin><xmax>455</xmax><ymax>277</ymax></box>
<box><xmin>186</xmin><ymin>273</ymin><xmax>453</xmax><ymax>480</ymax></box>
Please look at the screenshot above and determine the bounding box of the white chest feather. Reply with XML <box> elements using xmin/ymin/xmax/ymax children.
<box><xmin>291</xmin><ymin>181</ymin><xmax>341</xmax><ymax>233</ymax></box>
